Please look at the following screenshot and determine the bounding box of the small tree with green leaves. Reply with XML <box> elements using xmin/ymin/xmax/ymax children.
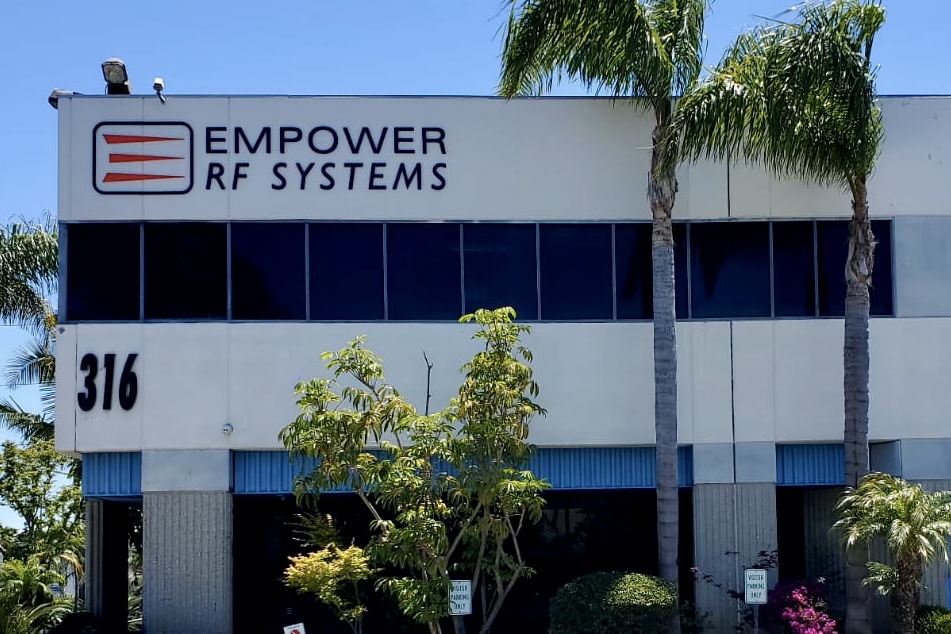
<box><xmin>834</xmin><ymin>473</ymin><xmax>951</xmax><ymax>634</ymax></box>
<box><xmin>279</xmin><ymin>307</ymin><xmax>549</xmax><ymax>634</ymax></box>
<box><xmin>285</xmin><ymin>514</ymin><xmax>375</xmax><ymax>634</ymax></box>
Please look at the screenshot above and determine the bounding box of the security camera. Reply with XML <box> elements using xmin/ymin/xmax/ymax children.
<box><xmin>222</xmin><ymin>422</ymin><xmax>234</xmax><ymax>435</ymax></box>
<box><xmin>153</xmin><ymin>78</ymin><xmax>166</xmax><ymax>104</ymax></box>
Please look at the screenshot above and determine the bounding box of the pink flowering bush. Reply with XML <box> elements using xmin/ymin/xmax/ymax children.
<box><xmin>749</xmin><ymin>579</ymin><xmax>837</xmax><ymax>634</ymax></box>
<box><xmin>780</xmin><ymin>583</ymin><xmax>837</xmax><ymax>634</ymax></box>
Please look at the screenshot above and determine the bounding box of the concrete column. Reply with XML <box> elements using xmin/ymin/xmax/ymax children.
<box><xmin>141</xmin><ymin>450</ymin><xmax>232</xmax><ymax>634</ymax></box>
<box><xmin>692</xmin><ymin>442</ymin><xmax>778</xmax><ymax>633</ymax></box>
<box><xmin>84</xmin><ymin>499</ymin><xmax>129</xmax><ymax>632</ymax></box>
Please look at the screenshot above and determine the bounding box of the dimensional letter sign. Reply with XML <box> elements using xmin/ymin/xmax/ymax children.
<box><xmin>76</xmin><ymin>353</ymin><xmax>139</xmax><ymax>412</ymax></box>
<box><xmin>93</xmin><ymin>122</ymin><xmax>194</xmax><ymax>195</ymax></box>
<box><xmin>744</xmin><ymin>568</ymin><xmax>768</xmax><ymax>605</ymax></box>
<box><xmin>92</xmin><ymin>121</ymin><xmax>447</xmax><ymax>196</ymax></box>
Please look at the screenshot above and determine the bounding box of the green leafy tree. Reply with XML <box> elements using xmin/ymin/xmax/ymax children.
<box><xmin>834</xmin><ymin>473</ymin><xmax>951</xmax><ymax>634</ymax></box>
<box><xmin>498</xmin><ymin>3</ymin><xmax>708</xmax><ymax>610</ymax></box>
<box><xmin>280</xmin><ymin>307</ymin><xmax>549</xmax><ymax>634</ymax></box>
<box><xmin>0</xmin><ymin>440</ymin><xmax>84</xmax><ymax>571</ymax></box>
<box><xmin>671</xmin><ymin>3</ymin><xmax>885</xmax><ymax>631</ymax></box>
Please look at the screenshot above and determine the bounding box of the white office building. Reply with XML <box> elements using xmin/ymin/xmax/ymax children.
<box><xmin>54</xmin><ymin>94</ymin><xmax>951</xmax><ymax>633</ymax></box>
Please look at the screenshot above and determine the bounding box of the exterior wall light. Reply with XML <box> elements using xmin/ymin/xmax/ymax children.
<box><xmin>101</xmin><ymin>58</ymin><xmax>131</xmax><ymax>94</ymax></box>
<box><xmin>48</xmin><ymin>89</ymin><xmax>81</xmax><ymax>110</ymax></box>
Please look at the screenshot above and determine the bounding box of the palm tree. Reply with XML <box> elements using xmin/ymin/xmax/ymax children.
<box><xmin>0</xmin><ymin>215</ymin><xmax>58</xmax><ymax>443</ymax></box>
<box><xmin>0</xmin><ymin>555</ymin><xmax>74</xmax><ymax>634</ymax></box>
<box><xmin>671</xmin><ymin>3</ymin><xmax>885</xmax><ymax>631</ymax></box>
<box><xmin>499</xmin><ymin>2</ymin><xmax>707</xmax><ymax>607</ymax></box>
<box><xmin>0</xmin><ymin>556</ymin><xmax>63</xmax><ymax>608</ymax></box>
<box><xmin>1</xmin><ymin>340</ymin><xmax>55</xmax><ymax>444</ymax></box>
<box><xmin>0</xmin><ymin>214</ymin><xmax>57</xmax><ymax>334</ymax></box>
<box><xmin>834</xmin><ymin>473</ymin><xmax>951</xmax><ymax>634</ymax></box>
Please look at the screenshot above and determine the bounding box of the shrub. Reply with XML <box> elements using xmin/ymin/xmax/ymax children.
<box><xmin>917</xmin><ymin>605</ymin><xmax>951</xmax><ymax>634</ymax></box>
<box><xmin>549</xmin><ymin>571</ymin><xmax>677</xmax><ymax>634</ymax></box>
<box><xmin>285</xmin><ymin>541</ymin><xmax>374</xmax><ymax>633</ymax></box>
<box><xmin>752</xmin><ymin>579</ymin><xmax>836</xmax><ymax>634</ymax></box>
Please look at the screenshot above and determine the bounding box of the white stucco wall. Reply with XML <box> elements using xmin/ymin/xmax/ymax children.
<box><xmin>58</xmin><ymin>95</ymin><xmax>951</xmax><ymax>223</ymax></box>
<box><xmin>54</xmin><ymin>317</ymin><xmax>951</xmax><ymax>453</ymax></box>
<box><xmin>54</xmin><ymin>95</ymin><xmax>951</xmax><ymax>456</ymax></box>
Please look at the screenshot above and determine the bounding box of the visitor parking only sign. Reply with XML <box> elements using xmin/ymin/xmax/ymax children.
<box><xmin>449</xmin><ymin>580</ymin><xmax>472</xmax><ymax>616</ymax></box>
<box><xmin>744</xmin><ymin>569</ymin><xmax>768</xmax><ymax>605</ymax></box>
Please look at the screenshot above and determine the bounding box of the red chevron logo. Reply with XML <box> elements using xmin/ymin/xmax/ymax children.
<box><xmin>94</xmin><ymin>122</ymin><xmax>193</xmax><ymax>195</ymax></box>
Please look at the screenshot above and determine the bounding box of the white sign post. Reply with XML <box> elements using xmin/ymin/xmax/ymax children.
<box><xmin>449</xmin><ymin>580</ymin><xmax>472</xmax><ymax>616</ymax></box>
<box><xmin>744</xmin><ymin>568</ymin><xmax>768</xmax><ymax>634</ymax></box>
<box><xmin>283</xmin><ymin>624</ymin><xmax>306</xmax><ymax>634</ymax></box>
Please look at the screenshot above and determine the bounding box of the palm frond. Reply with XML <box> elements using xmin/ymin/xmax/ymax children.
<box><xmin>4</xmin><ymin>334</ymin><xmax>55</xmax><ymax>389</ymax></box>
<box><xmin>653</xmin><ymin>0</ymin><xmax>707</xmax><ymax>97</ymax></box>
<box><xmin>670</xmin><ymin>0</ymin><xmax>884</xmax><ymax>189</ymax></box>
<box><xmin>834</xmin><ymin>472</ymin><xmax>951</xmax><ymax>569</ymax></box>
<box><xmin>0</xmin><ymin>213</ymin><xmax>58</xmax><ymax>334</ymax></box>
<box><xmin>499</xmin><ymin>0</ymin><xmax>706</xmax><ymax>110</ymax></box>
<box><xmin>0</xmin><ymin>397</ymin><xmax>54</xmax><ymax>443</ymax></box>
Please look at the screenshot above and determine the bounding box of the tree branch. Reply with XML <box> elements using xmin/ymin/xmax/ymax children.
<box><xmin>355</xmin><ymin>490</ymin><xmax>383</xmax><ymax>524</ymax></box>
<box><xmin>504</xmin><ymin>510</ymin><xmax>525</xmax><ymax>566</ymax></box>
<box><xmin>446</xmin><ymin>501</ymin><xmax>483</xmax><ymax>561</ymax></box>
<box><xmin>423</xmin><ymin>351</ymin><xmax>434</xmax><ymax>416</ymax></box>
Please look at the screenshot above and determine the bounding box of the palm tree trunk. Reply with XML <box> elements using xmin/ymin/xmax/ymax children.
<box><xmin>891</xmin><ymin>557</ymin><xmax>920</xmax><ymax>634</ymax></box>
<box><xmin>844</xmin><ymin>174</ymin><xmax>874</xmax><ymax>634</ymax></box>
<box><xmin>649</xmin><ymin>120</ymin><xmax>680</xmax><ymax>634</ymax></box>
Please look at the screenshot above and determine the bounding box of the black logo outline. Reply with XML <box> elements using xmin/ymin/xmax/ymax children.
<box><xmin>92</xmin><ymin>121</ymin><xmax>194</xmax><ymax>195</ymax></box>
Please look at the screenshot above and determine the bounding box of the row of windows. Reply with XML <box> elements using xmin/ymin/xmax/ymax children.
<box><xmin>63</xmin><ymin>220</ymin><xmax>894</xmax><ymax>322</ymax></box>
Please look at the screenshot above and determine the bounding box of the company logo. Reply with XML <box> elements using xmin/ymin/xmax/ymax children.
<box><xmin>93</xmin><ymin>122</ymin><xmax>193</xmax><ymax>195</ymax></box>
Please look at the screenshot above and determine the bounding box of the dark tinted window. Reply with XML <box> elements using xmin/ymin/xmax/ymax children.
<box><xmin>387</xmin><ymin>223</ymin><xmax>461</xmax><ymax>320</ymax></box>
<box><xmin>615</xmin><ymin>224</ymin><xmax>651</xmax><ymax>320</ymax></box>
<box><xmin>690</xmin><ymin>222</ymin><xmax>770</xmax><ymax>319</ymax></box>
<box><xmin>615</xmin><ymin>223</ymin><xmax>688</xmax><ymax>320</ymax></box>
<box><xmin>463</xmin><ymin>224</ymin><xmax>537</xmax><ymax>319</ymax></box>
<box><xmin>310</xmin><ymin>223</ymin><xmax>385</xmax><ymax>320</ymax></box>
<box><xmin>231</xmin><ymin>223</ymin><xmax>305</xmax><ymax>320</ymax></box>
<box><xmin>817</xmin><ymin>221</ymin><xmax>848</xmax><ymax>316</ymax></box>
<box><xmin>773</xmin><ymin>221</ymin><xmax>816</xmax><ymax>317</ymax></box>
<box><xmin>144</xmin><ymin>223</ymin><xmax>226</xmax><ymax>319</ymax></box>
<box><xmin>66</xmin><ymin>223</ymin><xmax>140</xmax><ymax>321</ymax></box>
<box><xmin>675</xmin><ymin>223</ymin><xmax>689</xmax><ymax>319</ymax></box>
<box><xmin>818</xmin><ymin>219</ymin><xmax>893</xmax><ymax>317</ymax></box>
<box><xmin>540</xmin><ymin>224</ymin><xmax>613</xmax><ymax>320</ymax></box>
<box><xmin>870</xmin><ymin>220</ymin><xmax>893</xmax><ymax>316</ymax></box>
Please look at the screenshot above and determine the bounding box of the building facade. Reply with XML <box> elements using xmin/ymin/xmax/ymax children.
<box><xmin>55</xmin><ymin>95</ymin><xmax>951</xmax><ymax>633</ymax></box>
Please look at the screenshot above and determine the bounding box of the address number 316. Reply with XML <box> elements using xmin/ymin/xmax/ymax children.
<box><xmin>77</xmin><ymin>353</ymin><xmax>138</xmax><ymax>412</ymax></box>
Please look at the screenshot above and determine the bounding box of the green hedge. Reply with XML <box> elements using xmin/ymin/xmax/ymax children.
<box><xmin>549</xmin><ymin>572</ymin><xmax>678</xmax><ymax>634</ymax></box>
<box><xmin>917</xmin><ymin>605</ymin><xmax>951</xmax><ymax>634</ymax></box>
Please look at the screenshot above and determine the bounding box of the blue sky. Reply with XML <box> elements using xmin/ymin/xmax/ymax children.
<box><xmin>1</xmin><ymin>0</ymin><xmax>949</xmax><ymax>527</ymax></box>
